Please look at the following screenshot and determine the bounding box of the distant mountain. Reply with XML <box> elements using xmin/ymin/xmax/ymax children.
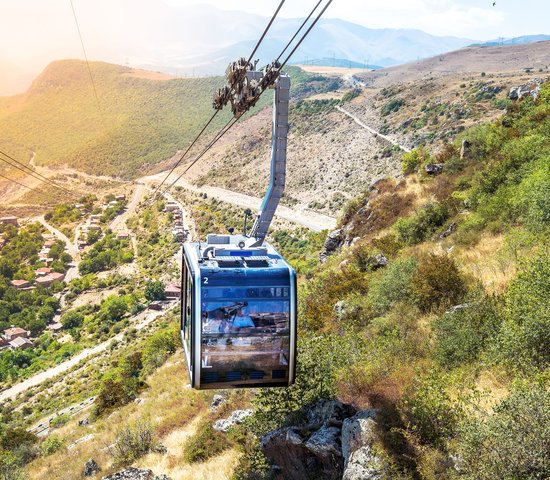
<box><xmin>0</xmin><ymin>1</ymin><xmax>475</xmax><ymax>94</ymax></box>
<box><xmin>471</xmin><ymin>34</ymin><xmax>550</xmax><ymax>47</ymax></box>
<box><xmin>140</xmin><ymin>16</ymin><xmax>475</xmax><ymax>76</ymax></box>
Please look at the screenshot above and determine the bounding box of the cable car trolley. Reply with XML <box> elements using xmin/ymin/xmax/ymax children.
<box><xmin>181</xmin><ymin>62</ymin><xmax>297</xmax><ymax>389</ymax></box>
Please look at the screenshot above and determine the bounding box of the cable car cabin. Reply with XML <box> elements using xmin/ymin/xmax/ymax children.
<box><xmin>181</xmin><ymin>234</ymin><xmax>296</xmax><ymax>389</ymax></box>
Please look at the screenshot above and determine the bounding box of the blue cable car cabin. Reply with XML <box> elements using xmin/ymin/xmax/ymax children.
<box><xmin>181</xmin><ymin>234</ymin><xmax>297</xmax><ymax>389</ymax></box>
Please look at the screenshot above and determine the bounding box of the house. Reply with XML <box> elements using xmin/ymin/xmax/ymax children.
<box><xmin>147</xmin><ymin>301</ymin><xmax>163</xmax><ymax>311</ymax></box>
<box><xmin>87</xmin><ymin>224</ymin><xmax>101</xmax><ymax>231</ymax></box>
<box><xmin>9</xmin><ymin>337</ymin><xmax>33</xmax><ymax>350</ymax></box>
<box><xmin>164</xmin><ymin>284</ymin><xmax>182</xmax><ymax>299</ymax></box>
<box><xmin>108</xmin><ymin>200</ymin><xmax>118</xmax><ymax>206</ymax></box>
<box><xmin>0</xmin><ymin>216</ymin><xmax>18</xmax><ymax>226</ymax></box>
<box><xmin>0</xmin><ymin>337</ymin><xmax>7</xmax><ymax>349</ymax></box>
<box><xmin>4</xmin><ymin>327</ymin><xmax>29</xmax><ymax>341</ymax></box>
<box><xmin>35</xmin><ymin>267</ymin><xmax>53</xmax><ymax>277</ymax></box>
<box><xmin>11</xmin><ymin>279</ymin><xmax>31</xmax><ymax>290</ymax></box>
<box><xmin>90</xmin><ymin>214</ymin><xmax>102</xmax><ymax>220</ymax></box>
<box><xmin>116</xmin><ymin>232</ymin><xmax>130</xmax><ymax>240</ymax></box>
<box><xmin>78</xmin><ymin>240</ymin><xmax>87</xmax><ymax>250</ymax></box>
<box><xmin>43</xmin><ymin>240</ymin><xmax>55</xmax><ymax>248</ymax></box>
<box><xmin>115</xmin><ymin>194</ymin><xmax>126</xmax><ymax>201</ymax></box>
<box><xmin>35</xmin><ymin>272</ymin><xmax>65</xmax><ymax>288</ymax></box>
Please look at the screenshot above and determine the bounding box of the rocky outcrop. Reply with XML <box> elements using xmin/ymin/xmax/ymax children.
<box><xmin>213</xmin><ymin>409</ymin><xmax>253</xmax><ymax>432</ymax></box>
<box><xmin>83</xmin><ymin>458</ymin><xmax>101</xmax><ymax>477</ymax></box>
<box><xmin>425</xmin><ymin>163</ymin><xmax>444</xmax><ymax>175</ymax></box>
<box><xmin>509</xmin><ymin>77</ymin><xmax>548</xmax><ymax>101</ymax></box>
<box><xmin>439</xmin><ymin>222</ymin><xmax>457</xmax><ymax>239</ymax></box>
<box><xmin>260</xmin><ymin>400</ymin><xmax>360</xmax><ymax>480</ymax></box>
<box><xmin>342</xmin><ymin>410</ymin><xmax>385</xmax><ymax>480</ymax></box>
<box><xmin>209</xmin><ymin>394</ymin><xmax>226</xmax><ymax>411</ymax></box>
<box><xmin>319</xmin><ymin>229</ymin><xmax>344</xmax><ymax>263</ymax></box>
<box><xmin>102</xmin><ymin>469</ymin><xmax>171</xmax><ymax>480</ymax></box>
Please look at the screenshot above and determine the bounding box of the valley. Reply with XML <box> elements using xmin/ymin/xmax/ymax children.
<box><xmin>0</xmin><ymin>38</ymin><xmax>549</xmax><ymax>480</ymax></box>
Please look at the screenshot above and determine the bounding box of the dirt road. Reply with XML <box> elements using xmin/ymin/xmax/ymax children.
<box><xmin>143</xmin><ymin>174</ymin><xmax>337</xmax><ymax>232</ymax></box>
<box><xmin>0</xmin><ymin>305</ymin><xmax>177</xmax><ymax>403</ymax></box>
<box><xmin>336</xmin><ymin>105</ymin><xmax>411</xmax><ymax>153</ymax></box>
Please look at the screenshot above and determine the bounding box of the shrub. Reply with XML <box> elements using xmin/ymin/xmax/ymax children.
<box><xmin>400</xmin><ymin>370</ymin><xmax>462</xmax><ymax>448</ymax></box>
<box><xmin>0</xmin><ymin>451</ymin><xmax>25</xmax><ymax>480</ymax></box>
<box><xmin>401</xmin><ymin>148</ymin><xmax>425</xmax><ymax>175</ymax></box>
<box><xmin>457</xmin><ymin>385</ymin><xmax>550</xmax><ymax>479</ymax></box>
<box><xmin>366</xmin><ymin>257</ymin><xmax>418</xmax><ymax>316</ymax></box>
<box><xmin>394</xmin><ymin>202</ymin><xmax>450</xmax><ymax>245</ymax></box>
<box><xmin>49</xmin><ymin>414</ymin><xmax>70</xmax><ymax>428</ymax></box>
<box><xmin>41</xmin><ymin>435</ymin><xmax>64</xmax><ymax>456</ymax></box>
<box><xmin>182</xmin><ymin>419</ymin><xmax>228</xmax><ymax>463</ymax></box>
<box><xmin>382</xmin><ymin>98</ymin><xmax>405</xmax><ymax>116</ymax></box>
<box><xmin>112</xmin><ymin>420</ymin><xmax>156</xmax><ymax>466</ymax></box>
<box><xmin>410</xmin><ymin>254</ymin><xmax>467</xmax><ymax>312</ymax></box>
<box><xmin>498</xmin><ymin>251</ymin><xmax>550</xmax><ymax>370</ymax></box>
<box><xmin>433</xmin><ymin>296</ymin><xmax>501</xmax><ymax>368</ymax></box>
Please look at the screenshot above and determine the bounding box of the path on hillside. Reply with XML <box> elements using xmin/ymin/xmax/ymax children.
<box><xmin>142</xmin><ymin>174</ymin><xmax>337</xmax><ymax>232</ymax></box>
<box><xmin>336</xmin><ymin>105</ymin><xmax>411</xmax><ymax>153</ymax></box>
<box><xmin>0</xmin><ymin>305</ymin><xmax>175</xmax><ymax>403</ymax></box>
<box><xmin>109</xmin><ymin>183</ymin><xmax>146</xmax><ymax>232</ymax></box>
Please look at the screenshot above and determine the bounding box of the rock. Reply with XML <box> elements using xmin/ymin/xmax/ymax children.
<box><xmin>213</xmin><ymin>409</ymin><xmax>253</xmax><ymax>432</ymax></box>
<box><xmin>153</xmin><ymin>443</ymin><xmax>168</xmax><ymax>454</ymax></box>
<box><xmin>439</xmin><ymin>222</ymin><xmax>457</xmax><ymax>239</ymax></box>
<box><xmin>209</xmin><ymin>394</ymin><xmax>225</xmax><ymax>411</ymax></box>
<box><xmin>509</xmin><ymin>77</ymin><xmax>548</xmax><ymax>101</ymax></box>
<box><xmin>134</xmin><ymin>398</ymin><xmax>145</xmax><ymax>405</ymax></box>
<box><xmin>319</xmin><ymin>229</ymin><xmax>343</xmax><ymax>263</ymax></box>
<box><xmin>83</xmin><ymin>458</ymin><xmax>101</xmax><ymax>477</ymax></box>
<box><xmin>460</xmin><ymin>140</ymin><xmax>471</xmax><ymax>159</ymax></box>
<box><xmin>446</xmin><ymin>303</ymin><xmax>470</xmax><ymax>314</ymax></box>
<box><xmin>372</xmin><ymin>254</ymin><xmax>388</xmax><ymax>269</ymax></box>
<box><xmin>425</xmin><ymin>163</ymin><xmax>444</xmax><ymax>175</ymax></box>
<box><xmin>342</xmin><ymin>410</ymin><xmax>385</xmax><ymax>480</ymax></box>
<box><xmin>260</xmin><ymin>400</ymin><xmax>357</xmax><ymax>480</ymax></box>
<box><xmin>68</xmin><ymin>434</ymin><xmax>94</xmax><ymax>450</ymax></box>
<box><xmin>102</xmin><ymin>468</ymin><xmax>156</xmax><ymax>480</ymax></box>
<box><xmin>153</xmin><ymin>475</ymin><xmax>172</xmax><ymax>480</ymax></box>
<box><xmin>79</xmin><ymin>418</ymin><xmax>90</xmax><ymax>427</ymax></box>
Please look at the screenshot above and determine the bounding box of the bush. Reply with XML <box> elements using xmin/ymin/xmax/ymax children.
<box><xmin>410</xmin><ymin>254</ymin><xmax>467</xmax><ymax>312</ymax></box>
<box><xmin>41</xmin><ymin>435</ymin><xmax>64</xmax><ymax>456</ymax></box>
<box><xmin>394</xmin><ymin>202</ymin><xmax>450</xmax><ymax>245</ymax></box>
<box><xmin>366</xmin><ymin>257</ymin><xmax>418</xmax><ymax>316</ymax></box>
<box><xmin>401</xmin><ymin>148</ymin><xmax>426</xmax><ymax>175</ymax></box>
<box><xmin>457</xmin><ymin>385</ymin><xmax>550</xmax><ymax>479</ymax></box>
<box><xmin>433</xmin><ymin>296</ymin><xmax>501</xmax><ymax>368</ymax></box>
<box><xmin>0</xmin><ymin>451</ymin><xmax>25</xmax><ymax>480</ymax></box>
<box><xmin>382</xmin><ymin>98</ymin><xmax>404</xmax><ymax>116</ymax></box>
<box><xmin>400</xmin><ymin>370</ymin><xmax>462</xmax><ymax>448</ymax></box>
<box><xmin>49</xmin><ymin>414</ymin><xmax>70</xmax><ymax>428</ymax></box>
<box><xmin>182</xmin><ymin>419</ymin><xmax>228</xmax><ymax>463</ymax></box>
<box><xmin>498</xmin><ymin>251</ymin><xmax>550</xmax><ymax>370</ymax></box>
<box><xmin>112</xmin><ymin>420</ymin><xmax>156</xmax><ymax>466</ymax></box>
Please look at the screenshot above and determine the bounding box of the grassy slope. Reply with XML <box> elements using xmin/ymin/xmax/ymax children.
<box><xmin>0</xmin><ymin>60</ymin><xmax>267</xmax><ymax>178</ymax></box>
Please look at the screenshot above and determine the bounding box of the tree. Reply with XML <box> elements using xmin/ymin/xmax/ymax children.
<box><xmin>61</xmin><ymin>310</ymin><xmax>84</xmax><ymax>330</ymax></box>
<box><xmin>101</xmin><ymin>296</ymin><xmax>128</xmax><ymax>322</ymax></box>
<box><xmin>144</xmin><ymin>280</ymin><xmax>166</xmax><ymax>302</ymax></box>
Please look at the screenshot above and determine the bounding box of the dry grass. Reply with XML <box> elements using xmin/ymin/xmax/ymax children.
<box><xmin>24</xmin><ymin>353</ymin><xmax>232</xmax><ymax>480</ymax></box>
<box><xmin>455</xmin><ymin>233</ymin><xmax>516</xmax><ymax>294</ymax></box>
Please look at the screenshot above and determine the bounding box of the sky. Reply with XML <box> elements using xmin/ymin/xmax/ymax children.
<box><xmin>164</xmin><ymin>0</ymin><xmax>549</xmax><ymax>39</ymax></box>
<box><xmin>0</xmin><ymin>0</ymin><xmax>548</xmax><ymax>94</ymax></box>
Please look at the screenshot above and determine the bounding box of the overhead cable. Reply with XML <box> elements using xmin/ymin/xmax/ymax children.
<box><xmin>0</xmin><ymin>149</ymin><xmax>78</xmax><ymax>197</ymax></box>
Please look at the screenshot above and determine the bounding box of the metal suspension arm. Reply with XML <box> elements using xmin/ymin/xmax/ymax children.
<box><xmin>249</xmin><ymin>73</ymin><xmax>290</xmax><ymax>244</ymax></box>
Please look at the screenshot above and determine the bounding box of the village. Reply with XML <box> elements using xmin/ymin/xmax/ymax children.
<box><xmin>0</xmin><ymin>189</ymin><xmax>188</xmax><ymax>358</ymax></box>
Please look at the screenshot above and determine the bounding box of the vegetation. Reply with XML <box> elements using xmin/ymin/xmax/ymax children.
<box><xmin>79</xmin><ymin>231</ymin><xmax>133</xmax><ymax>275</ymax></box>
<box><xmin>230</xmin><ymin>81</ymin><xmax>550</xmax><ymax>479</ymax></box>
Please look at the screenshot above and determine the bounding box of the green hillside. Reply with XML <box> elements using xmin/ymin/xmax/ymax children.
<box><xmin>0</xmin><ymin>60</ymin><xmax>257</xmax><ymax>178</ymax></box>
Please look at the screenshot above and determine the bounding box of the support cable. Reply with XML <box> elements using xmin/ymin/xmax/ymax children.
<box><xmin>69</xmin><ymin>0</ymin><xmax>102</xmax><ymax>115</ymax></box>
<box><xmin>0</xmin><ymin>150</ymin><xmax>78</xmax><ymax>197</ymax></box>
<box><xmin>0</xmin><ymin>172</ymin><xmax>42</xmax><ymax>193</ymax></box>
<box><xmin>247</xmin><ymin>0</ymin><xmax>286</xmax><ymax>64</ymax></box>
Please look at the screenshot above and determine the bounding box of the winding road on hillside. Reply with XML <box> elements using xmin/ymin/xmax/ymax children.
<box><xmin>336</xmin><ymin>105</ymin><xmax>411</xmax><ymax>153</ymax></box>
<box><xmin>0</xmin><ymin>304</ymin><xmax>176</xmax><ymax>403</ymax></box>
<box><xmin>142</xmin><ymin>174</ymin><xmax>337</xmax><ymax>232</ymax></box>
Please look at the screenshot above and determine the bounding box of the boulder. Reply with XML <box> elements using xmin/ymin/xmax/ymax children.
<box><xmin>425</xmin><ymin>163</ymin><xmax>444</xmax><ymax>175</ymax></box>
<box><xmin>79</xmin><ymin>418</ymin><xmax>90</xmax><ymax>427</ymax></box>
<box><xmin>83</xmin><ymin>458</ymin><xmax>101</xmax><ymax>477</ymax></box>
<box><xmin>342</xmin><ymin>410</ymin><xmax>386</xmax><ymax>480</ymax></box>
<box><xmin>319</xmin><ymin>229</ymin><xmax>343</xmax><ymax>263</ymax></box>
<box><xmin>459</xmin><ymin>140</ymin><xmax>471</xmax><ymax>159</ymax></box>
<box><xmin>261</xmin><ymin>400</ymin><xmax>357</xmax><ymax>480</ymax></box>
<box><xmin>439</xmin><ymin>222</ymin><xmax>457</xmax><ymax>239</ymax></box>
<box><xmin>213</xmin><ymin>409</ymin><xmax>253</xmax><ymax>432</ymax></box>
<box><xmin>102</xmin><ymin>468</ymin><xmax>170</xmax><ymax>480</ymax></box>
<box><xmin>209</xmin><ymin>394</ymin><xmax>225</xmax><ymax>411</ymax></box>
